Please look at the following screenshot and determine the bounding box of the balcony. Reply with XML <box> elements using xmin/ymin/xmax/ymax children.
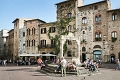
<box><xmin>38</xmin><ymin>44</ymin><xmax>55</xmax><ymax>49</ymax></box>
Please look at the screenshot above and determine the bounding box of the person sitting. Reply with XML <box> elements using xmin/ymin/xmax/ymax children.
<box><xmin>67</xmin><ymin>61</ymin><xmax>72</xmax><ymax>70</ymax></box>
<box><xmin>55</xmin><ymin>60</ymin><xmax>61</xmax><ymax>72</ymax></box>
<box><xmin>71</xmin><ymin>60</ymin><xmax>77</xmax><ymax>70</ymax></box>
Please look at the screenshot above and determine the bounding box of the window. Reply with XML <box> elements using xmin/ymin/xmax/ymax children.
<box><xmin>49</xmin><ymin>27</ymin><xmax>55</xmax><ymax>33</ymax></box>
<box><xmin>111</xmin><ymin>31</ymin><xmax>117</xmax><ymax>42</ymax></box>
<box><xmin>68</xmin><ymin>40</ymin><xmax>72</xmax><ymax>45</ymax></box>
<box><xmin>95</xmin><ymin>14</ymin><xmax>101</xmax><ymax>22</ymax></box>
<box><xmin>68</xmin><ymin>26</ymin><xmax>72</xmax><ymax>32</ymax></box>
<box><xmin>32</xmin><ymin>28</ymin><xmax>35</xmax><ymax>35</ymax></box>
<box><xmin>112</xmin><ymin>13</ymin><xmax>117</xmax><ymax>20</ymax></box>
<box><xmin>41</xmin><ymin>40</ymin><xmax>46</xmax><ymax>46</ymax></box>
<box><xmin>51</xmin><ymin>39</ymin><xmax>55</xmax><ymax>45</ymax></box>
<box><xmin>111</xmin><ymin>31</ymin><xmax>117</xmax><ymax>38</ymax></box>
<box><xmin>95</xmin><ymin>31</ymin><xmax>102</xmax><ymax>41</ymax></box>
<box><xmin>41</xmin><ymin>28</ymin><xmax>46</xmax><ymax>34</ymax></box>
<box><xmin>94</xmin><ymin>6</ymin><xmax>98</xmax><ymax>10</ymax></box>
<box><xmin>51</xmin><ymin>39</ymin><xmax>55</xmax><ymax>47</ymax></box>
<box><xmin>27</xmin><ymin>29</ymin><xmax>30</xmax><ymax>35</ymax></box>
<box><xmin>32</xmin><ymin>40</ymin><xmax>35</xmax><ymax>46</ymax></box>
<box><xmin>27</xmin><ymin>40</ymin><xmax>30</xmax><ymax>47</ymax></box>
<box><xmin>82</xmin><ymin>17</ymin><xmax>87</xmax><ymax>24</ymax></box>
<box><xmin>68</xmin><ymin>13</ymin><xmax>72</xmax><ymax>18</ymax></box>
<box><xmin>23</xmin><ymin>32</ymin><xmax>25</xmax><ymax>37</ymax></box>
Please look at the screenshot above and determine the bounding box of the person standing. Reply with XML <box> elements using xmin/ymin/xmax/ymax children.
<box><xmin>61</xmin><ymin>57</ymin><xmax>67</xmax><ymax>77</ymax></box>
<box><xmin>3</xmin><ymin>60</ymin><xmax>7</xmax><ymax>67</ymax></box>
<box><xmin>116</xmin><ymin>59</ymin><xmax>120</xmax><ymax>70</ymax></box>
<box><xmin>37</xmin><ymin>58</ymin><xmax>42</xmax><ymax>70</ymax></box>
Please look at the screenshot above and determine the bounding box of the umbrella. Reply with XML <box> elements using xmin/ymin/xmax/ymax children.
<box><xmin>41</xmin><ymin>54</ymin><xmax>56</xmax><ymax>56</ymax></box>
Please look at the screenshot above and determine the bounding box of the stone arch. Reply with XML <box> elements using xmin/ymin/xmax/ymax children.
<box><xmin>60</xmin><ymin>32</ymin><xmax>80</xmax><ymax>64</ymax></box>
<box><xmin>82</xmin><ymin>47</ymin><xmax>86</xmax><ymax>52</ymax></box>
<box><xmin>93</xmin><ymin>45</ymin><xmax>101</xmax><ymax>48</ymax></box>
<box><xmin>110</xmin><ymin>54</ymin><xmax>116</xmax><ymax>63</ymax></box>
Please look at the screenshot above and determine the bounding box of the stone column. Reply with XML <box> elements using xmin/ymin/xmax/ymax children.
<box><xmin>60</xmin><ymin>36</ymin><xmax>65</xmax><ymax>58</ymax></box>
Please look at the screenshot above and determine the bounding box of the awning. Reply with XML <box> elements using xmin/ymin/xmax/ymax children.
<box><xmin>41</xmin><ymin>54</ymin><xmax>56</xmax><ymax>56</ymax></box>
<box><xmin>19</xmin><ymin>54</ymin><xmax>41</xmax><ymax>57</ymax></box>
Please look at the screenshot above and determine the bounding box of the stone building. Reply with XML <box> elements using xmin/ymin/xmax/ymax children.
<box><xmin>24</xmin><ymin>19</ymin><xmax>46</xmax><ymax>60</ymax></box>
<box><xmin>8</xmin><ymin>29</ymin><xmax>14</xmax><ymax>61</ymax></box>
<box><xmin>39</xmin><ymin>22</ymin><xmax>56</xmax><ymax>60</ymax></box>
<box><xmin>12</xmin><ymin>18</ymin><xmax>35</xmax><ymax>60</ymax></box>
<box><xmin>55</xmin><ymin>0</ymin><xmax>120</xmax><ymax>63</ymax></box>
<box><xmin>4</xmin><ymin>0</ymin><xmax>119</xmax><ymax>63</ymax></box>
<box><xmin>0</xmin><ymin>29</ymin><xmax>9</xmax><ymax>59</ymax></box>
<box><xmin>107</xmin><ymin>9</ymin><xmax>120</xmax><ymax>62</ymax></box>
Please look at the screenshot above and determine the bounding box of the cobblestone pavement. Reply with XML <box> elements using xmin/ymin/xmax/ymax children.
<box><xmin>0</xmin><ymin>63</ymin><xmax>120</xmax><ymax>80</ymax></box>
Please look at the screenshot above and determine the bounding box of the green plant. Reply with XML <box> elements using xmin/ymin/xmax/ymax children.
<box><xmin>95</xmin><ymin>37</ymin><xmax>102</xmax><ymax>41</ymax></box>
<box><xmin>81</xmin><ymin>39</ymin><xmax>87</xmax><ymax>44</ymax></box>
<box><xmin>111</xmin><ymin>37</ymin><xmax>117</xmax><ymax>42</ymax></box>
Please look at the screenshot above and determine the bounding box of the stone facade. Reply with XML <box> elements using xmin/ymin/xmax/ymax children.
<box><xmin>24</xmin><ymin>19</ymin><xmax>46</xmax><ymax>56</ymax></box>
<box><xmin>1</xmin><ymin>0</ymin><xmax>120</xmax><ymax>63</ymax></box>
<box><xmin>39</xmin><ymin>22</ymin><xmax>56</xmax><ymax>60</ymax></box>
<box><xmin>12</xmin><ymin>18</ymin><xmax>35</xmax><ymax>60</ymax></box>
<box><xmin>0</xmin><ymin>29</ymin><xmax>9</xmax><ymax>59</ymax></box>
<box><xmin>8</xmin><ymin>29</ymin><xmax>14</xmax><ymax>61</ymax></box>
<box><xmin>56</xmin><ymin>0</ymin><xmax>120</xmax><ymax>63</ymax></box>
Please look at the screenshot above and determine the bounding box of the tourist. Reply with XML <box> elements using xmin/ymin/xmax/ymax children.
<box><xmin>37</xmin><ymin>58</ymin><xmax>42</xmax><ymax>70</ymax></box>
<box><xmin>115</xmin><ymin>59</ymin><xmax>120</xmax><ymax>70</ymax></box>
<box><xmin>61</xmin><ymin>57</ymin><xmax>67</xmax><ymax>77</ymax></box>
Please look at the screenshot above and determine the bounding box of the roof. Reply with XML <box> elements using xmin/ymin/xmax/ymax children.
<box><xmin>55</xmin><ymin>0</ymin><xmax>76</xmax><ymax>5</ymax></box>
<box><xmin>55</xmin><ymin>0</ymin><xmax>68</xmax><ymax>5</ymax></box>
<box><xmin>107</xmin><ymin>8</ymin><xmax>120</xmax><ymax>12</ymax></box>
<box><xmin>12</xmin><ymin>18</ymin><xmax>38</xmax><ymax>23</ymax></box>
<box><xmin>78</xmin><ymin>0</ymin><xmax>106</xmax><ymax>8</ymax></box>
<box><xmin>8</xmin><ymin>29</ymin><xmax>14</xmax><ymax>33</ymax></box>
<box><xmin>24</xmin><ymin>19</ymin><xmax>46</xmax><ymax>23</ymax></box>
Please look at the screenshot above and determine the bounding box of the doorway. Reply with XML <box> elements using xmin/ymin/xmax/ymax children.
<box><xmin>82</xmin><ymin>53</ymin><xmax>86</xmax><ymax>62</ymax></box>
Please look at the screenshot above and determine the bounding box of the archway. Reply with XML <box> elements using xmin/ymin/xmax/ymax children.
<box><xmin>110</xmin><ymin>54</ymin><xmax>115</xmax><ymax>63</ymax></box>
<box><xmin>60</xmin><ymin>32</ymin><xmax>81</xmax><ymax>64</ymax></box>
<box><xmin>93</xmin><ymin>50</ymin><xmax>102</xmax><ymax>61</ymax></box>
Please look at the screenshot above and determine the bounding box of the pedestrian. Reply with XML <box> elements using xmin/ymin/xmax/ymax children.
<box><xmin>61</xmin><ymin>57</ymin><xmax>67</xmax><ymax>77</ymax></box>
<box><xmin>115</xmin><ymin>59</ymin><xmax>120</xmax><ymax>70</ymax></box>
<box><xmin>37</xmin><ymin>58</ymin><xmax>42</xmax><ymax>70</ymax></box>
<box><xmin>3</xmin><ymin>60</ymin><xmax>7</xmax><ymax>67</ymax></box>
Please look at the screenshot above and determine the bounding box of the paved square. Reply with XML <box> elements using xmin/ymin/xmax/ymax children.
<box><xmin>0</xmin><ymin>63</ymin><xmax>120</xmax><ymax>80</ymax></box>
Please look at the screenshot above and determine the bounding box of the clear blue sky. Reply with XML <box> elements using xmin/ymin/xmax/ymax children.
<box><xmin>0</xmin><ymin>0</ymin><xmax>119</xmax><ymax>31</ymax></box>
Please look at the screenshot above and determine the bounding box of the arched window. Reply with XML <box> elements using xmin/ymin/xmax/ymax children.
<box><xmin>27</xmin><ymin>28</ymin><xmax>30</xmax><ymax>35</ymax></box>
<box><xmin>112</xmin><ymin>13</ymin><xmax>117</xmax><ymax>20</ymax></box>
<box><xmin>82</xmin><ymin>17</ymin><xmax>87</xmax><ymax>24</ymax></box>
<box><xmin>82</xmin><ymin>47</ymin><xmax>86</xmax><ymax>52</ymax></box>
<box><xmin>32</xmin><ymin>28</ymin><xmax>35</xmax><ymax>35</ymax></box>
<box><xmin>95</xmin><ymin>14</ymin><xmax>101</xmax><ymax>22</ymax></box>
<box><xmin>27</xmin><ymin>40</ymin><xmax>30</xmax><ymax>47</ymax></box>
<box><xmin>111</xmin><ymin>31</ymin><xmax>117</xmax><ymax>42</ymax></box>
<box><xmin>111</xmin><ymin>31</ymin><xmax>117</xmax><ymax>38</ymax></box>
<box><xmin>68</xmin><ymin>13</ymin><xmax>72</xmax><ymax>18</ymax></box>
<box><xmin>95</xmin><ymin>31</ymin><xmax>102</xmax><ymax>41</ymax></box>
<box><xmin>32</xmin><ymin>40</ymin><xmax>35</xmax><ymax>46</ymax></box>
